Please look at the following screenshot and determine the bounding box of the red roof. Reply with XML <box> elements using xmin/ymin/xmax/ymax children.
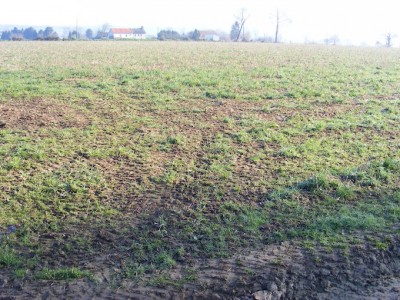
<box><xmin>111</xmin><ymin>28</ymin><xmax>133</xmax><ymax>34</ymax></box>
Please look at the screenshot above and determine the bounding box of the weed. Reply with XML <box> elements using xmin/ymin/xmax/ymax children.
<box><xmin>383</xmin><ymin>158</ymin><xmax>400</xmax><ymax>171</ymax></box>
<box><xmin>123</xmin><ymin>263</ymin><xmax>146</xmax><ymax>279</ymax></box>
<box><xmin>0</xmin><ymin>246</ymin><xmax>22</xmax><ymax>267</ymax></box>
<box><xmin>147</xmin><ymin>272</ymin><xmax>196</xmax><ymax>288</ymax></box>
<box><xmin>35</xmin><ymin>268</ymin><xmax>92</xmax><ymax>280</ymax></box>
<box><xmin>374</xmin><ymin>240</ymin><xmax>389</xmax><ymax>250</ymax></box>
<box><xmin>155</xmin><ymin>252</ymin><xmax>176</xmax><ymax>269</ymax></box>
<box><xmin>298</xmin><ymin>175</ymin><xmax>330</xmax><ymax>191</ymax></box>
<box><xmin>336</xmin><ymin>185</ymin><xmax>355</xmax><ymax>200</ymax></box>
<box><xmin>14</xmin><ymin>268</ymin><xmax>27</xmax><ymax>279</ymax></box>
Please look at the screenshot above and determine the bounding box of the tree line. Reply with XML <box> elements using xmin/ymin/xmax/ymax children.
<box><xmin>0</xmin><ymin>26</ymin><xmax>106</xmax><ymax>41</ymax></box>
<box><xmin>157</xmin><ymin>29</ymin><xmax>202</xmax><ymax>41</ymax></box>
<box><xmin>1</xmin><ymin>16</ymin><xmax>396</xmax><ymax>46</ymax></box>
<box><xmin>1</xmin><ymin>27</ymin><xmax>60</xmax><ymax>41</ymax></box>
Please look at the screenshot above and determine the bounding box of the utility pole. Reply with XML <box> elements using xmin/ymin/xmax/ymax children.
<box><xmin>76</xmin><ymin>18</ymin><xmax>79</xmax><ymax>40</ymax></box>
<box><xmin>273</xmin><ymin>9</ymin><xmax>290</xmax><ymax>43</ymax></box>
<box><xmin>275</xmin><ymin>10</ymin><xmax>279</xmax><ymax>43</ymax></box>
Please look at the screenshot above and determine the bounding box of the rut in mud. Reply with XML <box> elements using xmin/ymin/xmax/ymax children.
<box><xmin>1</xmin><ymin>235</ymin><xmax>399</xmax><ymax>299</ymax></box>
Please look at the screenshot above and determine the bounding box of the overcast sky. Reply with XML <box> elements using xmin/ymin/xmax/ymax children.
<box><xmin>1</xmin><ymin>0</ymin><xmax>399</xmax><ymax>45</ymax></box>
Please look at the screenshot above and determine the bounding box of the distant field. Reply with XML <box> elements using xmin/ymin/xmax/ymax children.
<box><xmin>0</xmin><ymin>41</ymin><xmax>399</xmax><ymax>298</ymax></box>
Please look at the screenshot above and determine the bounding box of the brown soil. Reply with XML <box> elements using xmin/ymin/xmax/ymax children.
<box><xmin>200</xmin><ymin>99</ymin><xmax>358</xmax><ymax>122</ymax></box>
<box><xmin>1</xmin><ymin>235</ymin><xmax>399</xmax><ymax>299</ymax></box>
<box><xmin>0</xmin><ymin>99</ymin><xmax>90</xmax><ymax>130</ymax></box>
<box><xmin>89</xmin><ymin>99</ymin><xmax>368</xmax><ymax>217</ymax></box>
<box><xmin>136</xmin><ymin>98</ymin><xmax>361</xmax><ymax>131</ymax></box>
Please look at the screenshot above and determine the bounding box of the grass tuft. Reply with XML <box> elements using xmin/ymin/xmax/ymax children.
<box><xmin>35</xmin><ymin>268</ymin><xmax>92</xmax><ymax>280</ymax></box>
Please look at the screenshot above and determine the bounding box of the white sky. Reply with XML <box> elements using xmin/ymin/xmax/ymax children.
<box><xmin>1</xmin><ymin>0</ymin><xmax>399</xmax><ymax>45</ymax></box>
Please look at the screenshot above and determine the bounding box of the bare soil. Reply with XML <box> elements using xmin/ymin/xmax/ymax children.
<box><xmin>0</xmin><ymin>99</ymin><xmax>90</xmax><ymax>130</ymax></box>
<box><xmin>1</xmin><ymin>235</ymin><xmax>399</xmax><ymax>299</ymax></box>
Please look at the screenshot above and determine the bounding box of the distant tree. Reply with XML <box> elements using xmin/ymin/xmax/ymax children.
<box><xmin>102</xmin><ymin>23</ymin><xmax>110</xmax><ymax>33</ymax></box>
<box><xmin>257</xmin><ymin>35</ymin><xmax>274</xmax><ymax>43</ymax></box>
<box><xmin>23</xmin><ymin>27</ymin><xmax>38</xmax><ymax>40</ymax></box>
<box><xmin>385</xmin><ymin>33</ymin><xmax>392</xmax><ymax>47</ymax></box>
<box><xmin>232</xmin><ymin>8</ymin><xmax>250</xmax><ymax>42</ymax></box>
<box><xmin>43</xmin><ymin>27</ymin><xmax>54</xmax><ymax>39</ymax></box>
<box><xmin>68</xmin><ymin>30</ymin><xmax>80</xmax><ymax>40</ymax></box>
<box><xmin>11</xmin><ymin>27</ymin><xmax>23</xmax><ymax>40</ymax></box>
<box><xmin>86</xmin><ymin>28</ymin><xmax>94</xmax><ymax>39</ymax></box>
<box><xmin>1</xmin><ymin>30</ymin><xmax>11</xmax><ymax>40</ymax></box>
<box><xmin>44</xmin><ymin>31</ymin><xmax>59</xmax><ymax>41</ymax></box>
<box><xmin>37</xmin><ymin>29</ymin><xmax>45</xmax><ymax>40</ymax></box>
<box><xmin>96</xmin><ymin>23</ymin><xmax>111</xmax><ymax>39</ymax></box>
<box><xmin>11</xmin><ymin>27</ymin><xmax>19</xmax><ymax>34</ymax></box>
<box><xmin>324</xmin><ymin>35</ymin><xmax>340</xmax><ymax>45</ymax></box>
<box><xmin>382</xmin><ymin>33</ymin><xmax>399</xmax><ymax>47</ymax></box>
<box><xmin>230</xmin><ymin>21</ymin><xmax>240</xmax><ymax>41</ymax></box>
<box><xmin>332</xmin><ymin>35</ymin><xmax>339</xmax><ymax>45</ymax></box>
<box><xmin>157</xmin><ymin>30</ymin><xmax>181</xmax><ymax>40</ymax></box>
<box><xmin>190</xmin><ymin>29</ymin><xmax>201</xmax><ymax>41</ymax></box>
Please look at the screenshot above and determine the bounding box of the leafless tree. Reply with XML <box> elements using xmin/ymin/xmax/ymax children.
<box><xmin>234</xmin><ymin>8</ymin><xmax>250</xmax><ymax>42</ymax></box>
<box><xmin>382</xmin><ymin>32</ymin><xmax>398</xmax><ymax>47</ymax></box>
<box><xmin>99</xmin><ymin>23</ymin><xmax>111</xmax><ymax>39</ymax></box>
<box><xmin>385</xmin><ymin>33</ymin><xmax>393</xmax><ymax>47</ymax></box>
<box><xmin>274</xmin><ymin>10</ymin><xmax>290</xmax><ymax>43</ymax></box>
<box><xmin>331</xmin><ymin>35</ymin><xmax>339</xmax><ymax>45</ymax></box>
<box><xmin>324</xmin><ymin>35</ymin><xmax>340</xmax><ymax>45</ymax></box>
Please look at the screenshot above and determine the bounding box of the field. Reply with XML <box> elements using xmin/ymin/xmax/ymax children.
<box><xmin>0</xmin><ymin>41</ymin><xmax>399</xmax><ymax>298</ymax></box>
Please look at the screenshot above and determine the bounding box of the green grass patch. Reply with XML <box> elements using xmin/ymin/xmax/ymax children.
<box><xmin>0</xmin><ymin>246</ymin><xmax>22</xmax><ymax>267</ymax></box>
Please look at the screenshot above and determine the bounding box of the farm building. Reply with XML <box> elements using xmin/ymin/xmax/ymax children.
<box><xmin>109</xmin><ymin>27</ymin><xmax>146</xmax><ymax>39</ymax></box>
<box><xmin>199</xmin><ymin>30</ymin><xmax>220</xmax><ymax>41</ymax></box>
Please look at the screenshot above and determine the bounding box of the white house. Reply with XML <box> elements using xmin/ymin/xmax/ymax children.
<box><xmin>199</xmin><ymin>30</ymin><xmax>220</xmax><ymax>42</ymax></box>
<box><xmin>109</xmin><ymin>27</ymin><xmax>146</xmax><ymax>40</ymax></box>
<box><xmin>132</xmin><ymin>27</ymin><xmax>146</xmax><ymax>40</ymax></box>
<box><xmin>109</xmin><ymin>28</ymin><xmax>133</xmax><ymax>39</ymax></box>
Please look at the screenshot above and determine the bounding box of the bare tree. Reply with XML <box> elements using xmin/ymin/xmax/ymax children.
<box><xmin>385</xmin><ymin>33</ymin><xmax>393</xmax><ymax>47</ymax></box>
<box><xmin>331</xmin><ymin>34</ymin><xmax>339</xmax><ymax>45</ymax></box>
<box><xmin>234</xmin><ymin>8</ymin><xmax>250</xmax><ymax>42</ymax></box>
<box><xmin>97</xmin><ymin>23</ymin><xmax>111</xmax><ymax>39</ymax></box>
<box><xmin>324</xmin><ymin>35</ymin><xmax>340</xmax><ymax>45</ymax></box>
<box><xmin>274</xmin><ymin>10</ymin><xmax>290</xmax><ymax>43</ymax></box>
<box><xmin>383</xmin><ymin>33</ymin><xmax>398</xmax><ymax>47</ymax></box>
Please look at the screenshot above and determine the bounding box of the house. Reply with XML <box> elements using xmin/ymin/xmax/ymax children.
<box><xmin>109</xmin><ymin>28</ymin><xmax>133</xmax><ymax>39</ymax></box>
<box><xmin>132</xmin><ymin>27</ymin><xmax>146</xmax><ymax>39</ymax></box>
<box><xmin>108</xmin><ymin>27</ymin><xmax>146</xmax><ymax>40</ymax></box>
<box><xmin>199</xmin><ymin>30</ymin><xmax>220</xmax><ymax>41</ymax></box>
